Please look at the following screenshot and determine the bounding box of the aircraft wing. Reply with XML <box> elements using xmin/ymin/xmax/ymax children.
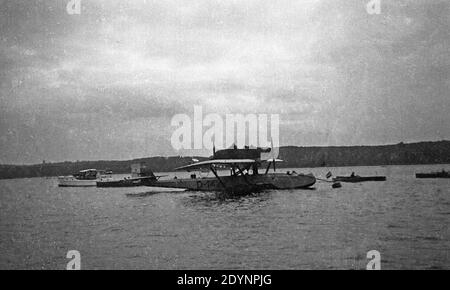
<box><xmin>121</xmin><ymin>175</ymin><xmax>167</xmax><ymax>181</ymax></box>
<box><xmin>175</xmin><ymin>159</ymin><xmax>257</xmax><ymax>171</ymax></box>
<box><xmin>262</xmin><ymin>158</ymin><xmax>283</xmax><ymax>162</ymax></box>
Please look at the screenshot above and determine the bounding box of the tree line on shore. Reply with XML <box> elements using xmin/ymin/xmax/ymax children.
<box><xmin>0</xmin><ymin>141</ymin><xmax>449</xmax><ymax>180</ymax></box>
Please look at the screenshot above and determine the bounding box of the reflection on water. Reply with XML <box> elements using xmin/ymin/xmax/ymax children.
<box><xmin>180</xmin><ymin>191</ymin><xmax>273</xmax><ymax>210</ymax></box>
<box><xmin>126</xmin><ymin>190</ymin><xmax>184</xmax><ymax>198</ymax></box>
<box><xmin>0</xmin><ymin>164</ymin><xmax>449</xmax><ymax>269</ymax></box>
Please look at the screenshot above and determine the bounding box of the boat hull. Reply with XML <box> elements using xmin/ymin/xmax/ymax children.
<box><xmin>416</xmin><ymin>173</ymin><xmax>450</xmax><ymax>179</ymax></box>
<box><xmin>332</xmin><ymin>176</ymin><xmax>386</xmax><ymax>183</ymax></box>
<box><xmin>97</xmin><ymin>179</ymin><xmax>144</xmax><ymax>187</ymax></box>
<box><xmin>97</xmin><ymin>177</ymin><xmax>156</xmax><ymax>187</ymax></box>
<box><xmin>143</xmin><ymin>173</ymin><xmax>316</xmax><ymax>193</ymax></box>
<box><xmin>57</xmin><ymin>176</ymin><xmax>97</xmax><ymax>187</ymax></box>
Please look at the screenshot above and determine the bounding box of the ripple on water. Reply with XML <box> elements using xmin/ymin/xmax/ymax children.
<box><xmin>1</xmin><ymin>164</ymin><xmax>449</xmax><ymax>269</ymax></box>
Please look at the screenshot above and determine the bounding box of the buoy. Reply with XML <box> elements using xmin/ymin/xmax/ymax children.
<box><xmin>332</xmin><ymin>182</ymin><xmax>342</xmax><ymax>189</ymax></box>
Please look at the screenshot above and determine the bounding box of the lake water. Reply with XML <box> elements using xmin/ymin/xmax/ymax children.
<box><xmin>0</xmin><ymin>164</ymin><xmax>449</xmax><ymax>270</ymax></box>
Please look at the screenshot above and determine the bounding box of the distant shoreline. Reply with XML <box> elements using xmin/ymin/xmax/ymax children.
<box><xmin>3</xmin><ymin>163</ymin><xmax>450</xmax><ymax>182</ymax></box>
<box><xmin>0</xmin><ymin>140</ymin><xmax>449</xmax><ymax>180</ymax></box>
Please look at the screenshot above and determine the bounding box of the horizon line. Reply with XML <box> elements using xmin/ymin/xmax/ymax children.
<box><xmin>2</xmin><ymin>139</ymin><xmax>449</xmax><ymax>167</ymax></box>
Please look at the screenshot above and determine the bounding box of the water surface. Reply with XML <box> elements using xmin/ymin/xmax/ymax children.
<box><xmin>0</xmin><ymin>164</ymin><xmax>449</xmax><ymax>269</ymax></box>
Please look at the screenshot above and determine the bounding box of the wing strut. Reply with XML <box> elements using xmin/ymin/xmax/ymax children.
<box><xmin>265</xmin><ymin>161</ymin><xmax>272</xmax><ymax>175</ymax></box>
<box><xmin>210</xmin><ymin>165</ymin><xmax>227</xmax><ymax>190</ymax></box>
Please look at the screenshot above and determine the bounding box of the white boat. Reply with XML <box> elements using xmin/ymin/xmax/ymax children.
<box><xmin>58</xmin><ymin>169</ymin><xmax>112</xmax><ymax>187</ymax></box>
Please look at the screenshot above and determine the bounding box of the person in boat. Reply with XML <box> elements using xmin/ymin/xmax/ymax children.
<box><xmin>351</xmin><ymin>172</ymin><xmax>355</xmax><ymax>177</ymax></box>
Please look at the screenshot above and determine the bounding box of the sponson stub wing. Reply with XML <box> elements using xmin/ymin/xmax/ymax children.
<box><xmin>175</xmin><ymin>159</ymin><xmax>257</xmax><ymax>171</ymax></box>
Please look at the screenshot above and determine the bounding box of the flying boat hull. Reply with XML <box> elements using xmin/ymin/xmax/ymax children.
<box><xmin>143</xmin><ymin>173</ymin><xmax>316</xmax><ymax>193</ymax></box>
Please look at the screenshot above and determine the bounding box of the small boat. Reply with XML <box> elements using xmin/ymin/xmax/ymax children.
<box><xmin>416</xmin><ymin>170</ymin><xmax>450</xmax><ymax>179</ymax></box>
<box><xmin>96</xmin><ymin>176</ymin><xmax>157</xmax><ymax>187</ymax></box>
<box><xmin>96</xmin><ymin>163</ymin><xmax>164</xmax><ymax>188</ymax></box>
<box><xmin>58</xmin><ymin>169</ymin><xmax>112</xmax><ymax>187</ymax></box>
<box><xmin>332</xmin><ymin>182</ymin><xmax>342</xmax><ymax>188</ymax></box>
<box><xmin>333</xmin><ymin>173</ymin><xmax>386</xmax><ymax>183</ymax></box>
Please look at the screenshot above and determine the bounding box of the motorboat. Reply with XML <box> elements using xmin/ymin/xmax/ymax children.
<box><xmin>58</xmin><ymin>169</ymin><xmax>112</xmax><ymax>187</ymax></box>
<box><xmin>333</xmin><ymin>174</ymin><xmax>386</xmax><ymax>183</ymax></box>
<box><xmin>416</xmin><ymin>170</ymin><xmax>450</xmax><ymax>179</ymax></box>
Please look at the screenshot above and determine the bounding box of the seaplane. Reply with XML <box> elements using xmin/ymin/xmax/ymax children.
<box><xmin>143</xmin><ymin>144</ymin><xmax>316</xmax><ymax>195</ymax></box>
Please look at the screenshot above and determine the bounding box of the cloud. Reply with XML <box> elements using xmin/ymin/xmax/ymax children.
<box><xmin>0</xmin><ymin>0</ymin><xmax>449</xmax><ymax>163</ymax></box>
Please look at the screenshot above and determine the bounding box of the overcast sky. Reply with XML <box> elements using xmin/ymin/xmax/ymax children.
<box><xmin>1</xmin><ymin>0</ymin><xmax>449</xmax><ymax>164</ymax></box>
